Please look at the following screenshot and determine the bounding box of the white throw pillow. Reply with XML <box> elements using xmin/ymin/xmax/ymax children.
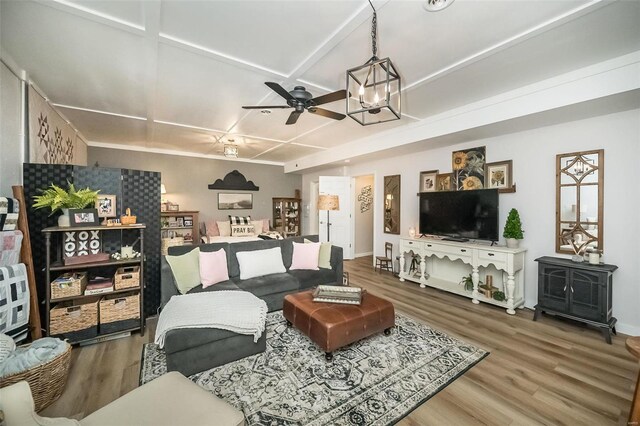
<box><xmin>236</xmin><ymin>247</ymin><xmax>286</xmax><ymax>280</ymax></box>
<box><xmin>251</xmin><ymin>220</ymin><xmax>264</xmax><ymax>234</ymax></box>
<box><xmin>231</xmin><ymin>224</ymin><xmax>255</xmax><ymax>237</ymax></box>
<box><xmin>217</xmin><ymin>220</ymin><xmax>231</xmax><ymax>237</ymax></box>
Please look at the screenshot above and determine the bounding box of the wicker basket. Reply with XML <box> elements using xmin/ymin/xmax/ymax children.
<box><xmin>114</xmin><ymin>266</ymin><xmax>140</xmax><ymax>290</ymax></box>
<box><xmin>0</xmin><ymin>342</ymin><xmax>72</xmax><ymax>411</ymax></box>
<box><xmin>50</xmin><ymin>272</ymin><xmax>87</xmax><ymax>300</ymax></box>
<box><xmin>121</xmin><ymin>207</ymin><xmax>137</xmax><ymax>225</ymax></box>
<box><xmin>50</xmin><ymin>298</ymin><xmax>99</xmax><ymax>338</ymax></box>
<box><xmin>99</xmin><ymin>292</ymin><xmax>140</xmax><ymax>324</ymax></box>
<box><xmin>162</xmin><ymin>236</ymin><xmax>184</xmax><ymax>255</ymax></box>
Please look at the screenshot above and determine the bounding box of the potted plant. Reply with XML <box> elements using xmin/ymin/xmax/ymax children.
<box><xmin>503</xmin><ymin>208</ymin><xmax>524</xmax><ymax>248</ymax></box>
<box><xmin>33</xmin><ymin>183</ymin><xmax>100</xmax><ymax>227</ymax></box>
<box><xmin>459</xmin><ymin>273</ymin><xmax>482</xmax><ymax>292</ymax></box>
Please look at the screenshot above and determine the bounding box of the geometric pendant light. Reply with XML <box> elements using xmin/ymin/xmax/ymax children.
<box><xmin>346</xmin><ymin>0</ymin><xmax>401</xmax><ymax>126</ymax></box>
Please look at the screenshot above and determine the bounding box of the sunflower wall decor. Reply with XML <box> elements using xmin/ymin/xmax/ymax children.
<box><xmin>452</xmin><ymin>147</ymin><xmax>486</xmax><ymax>191</ymax></box>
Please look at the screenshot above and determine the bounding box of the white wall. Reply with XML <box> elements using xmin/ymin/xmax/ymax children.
<box><xmin>301</xmin><ymin>109</ymin><xmax>640</xmax><ymax>335</ymax></box>
<box><xmin>0</xmin><ymin>62</ymin><xmax>24</xmax><ymax>194</ymax></box>
<box><xmin>354</xmin><ymin>175</ymin><xmax>374</xmax><ymax>256</ymax></box>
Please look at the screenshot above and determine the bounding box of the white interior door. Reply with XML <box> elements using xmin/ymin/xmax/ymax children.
<box><xmin>319</xmin><ymin>176</ymin><xmax>354</xmax><ymax>259</ymax></box>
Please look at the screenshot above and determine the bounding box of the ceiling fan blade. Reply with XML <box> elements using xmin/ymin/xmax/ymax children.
<box><xmin>242</xmin><ymin>105</ymin><xmax>291</xmax><ymax>109</ymax></box>
<box><xmin>310</xmin><ymin>89</ymin><xmax>347</xmax><ymax>106</ymax></box>
<box><xmin>265</xmin><ymin>82</ymin><xmax>295</xmax><ymax>101</ymax></box>
<box><xmin>308</xmin><ymin>107</ymin><xmax>346</xmax><ymax>121</ymax></box>
<box><xmin>286</xmin><ymin>111</ymin><xmax>302</xmax><ymax>125</ymax></box>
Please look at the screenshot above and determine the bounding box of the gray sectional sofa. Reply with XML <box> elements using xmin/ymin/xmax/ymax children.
<box><xmin>160</xmin><ymin>235</ymin><xmax>343</xmax><ymax>375</ymax></box>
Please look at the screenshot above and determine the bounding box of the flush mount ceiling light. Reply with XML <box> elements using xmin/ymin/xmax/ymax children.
<box><xmin>224</xmin><ymin>144</ymin><xmax>238</xmax><ymax>158</ymax></box>
<box><xmin>346</xmin><ymin>0</ymin><xmax>401</xmax><ymax>126</ymax></box>
<box><xmin>423</xmin><ymin>0</ymin><xmax>455</xmax><ymax>12</ymax></box>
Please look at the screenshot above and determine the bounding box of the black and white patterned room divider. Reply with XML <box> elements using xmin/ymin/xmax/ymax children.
<box><xmin>23</xmin><ymin>164</ymin><xmax>161</xmax><ymax>326</ymax></box>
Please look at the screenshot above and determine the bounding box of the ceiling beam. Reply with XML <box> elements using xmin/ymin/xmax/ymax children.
<box><xmin>285</xmin><ymin>51</ymin><xmax>640</xmax><ymax>173</ymax></box>
<box><xmin>141</xmin><ymin>0</ymin><xmax>162</xmax><ymax>148</ymax></box>
<box><xmin>37</xmin><ymin>0</ymin><xmax>146</xmax><ymax>34</ymax></box>
<box><xmin>404</xmin><ymin>0</ymin><xmax>609</xmax><ymax>93</ymax></box>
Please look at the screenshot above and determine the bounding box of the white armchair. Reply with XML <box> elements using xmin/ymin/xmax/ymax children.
<box><xmin>0</xmin><ymin>372</ymin><xmax>245</xmax><ymax>426</ymax></box>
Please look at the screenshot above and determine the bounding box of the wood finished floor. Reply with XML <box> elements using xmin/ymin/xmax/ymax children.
<box><xmin>41</xmin><ymin>256</ymin><xmax>638</xmax><ymax>425</ymax></box>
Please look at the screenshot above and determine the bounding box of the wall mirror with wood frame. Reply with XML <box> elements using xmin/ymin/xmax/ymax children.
<box><xmin>556</xmin><ymin>149</ymin><xmax>603</xmax><ymax>255</ymax></box>
<box><xmin>384</xmin><ymin>175</ymin><xmax>400</xmax><ymax>234</ymax></box>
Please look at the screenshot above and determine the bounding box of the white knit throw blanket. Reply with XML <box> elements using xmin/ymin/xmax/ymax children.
<box><xmin>155</xmin><ymin>291</ymin><xmax>267</xmax><ymax>348</ymax></box>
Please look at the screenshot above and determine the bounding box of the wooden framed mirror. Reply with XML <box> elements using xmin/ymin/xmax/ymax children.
<box><xmin>556</xmin><ymin>149</ymin><xmax>603</xmax><ymax>255</ymax></box>
<box><xmin>384</xmin><ymin>175</ymin><xmax>400</xmax><ymax>234</ymax></box>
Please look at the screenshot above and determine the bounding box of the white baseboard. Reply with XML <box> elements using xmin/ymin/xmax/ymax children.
<box><xmin>355</xmin><ymin>252</ymin><xmax>373</xmax><ymax>258</ymax></box>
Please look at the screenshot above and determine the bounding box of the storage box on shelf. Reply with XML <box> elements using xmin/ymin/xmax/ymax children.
<box><xmin>114</xmin><ymin>266</ymin><xmax>140</xmax><ymax>290</ymax></box>
<box><xmin>99</xmin><ymin>292</ymin><xmax>140</xmax><ymax>334</ymax></box>
<box><xmin>161</xmin><ymin>211</ymin><xmax>199</xmax><ymax>253</ymax></box>
<box><xmin>273</xmin><ymin>197</ymin><xmax>301</xmax><ymax>237</ymax></box>
<box><xmin>50</xmin><ymin>272</ymin><xmax>87</xmax><ymax>300</ymax></box>
<box><xmin>42</xmin><ymin>224</ymin><xmax>145</xmax><ymax>344</ymax></box>
<box><xmin>50</xmin><ymin>298</ymin><xmax>99</xmax><ymax>341</ymax></box>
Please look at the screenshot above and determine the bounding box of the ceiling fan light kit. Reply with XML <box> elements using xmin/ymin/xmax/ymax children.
<box><xmin>423</xmin><ymin>0</ymin><xmax>455</xmax><ymax>12</ymax></box>
<box><xmin>346</xmin><ymin>0</ymin><xmax>401</xmax><ymax>126</ymax></box>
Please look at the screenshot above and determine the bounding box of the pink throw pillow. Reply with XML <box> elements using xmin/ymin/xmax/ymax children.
<box><xmin>205</xmin><ymin>220</ymin><xmax>220</xmax><ymax>237</ymax></box>
<box><xmin>290</xmin><ymin>241</ymin><xmax>320</xmax><ymax>271</ymax></box>
<box><xmin>199</xmin><ymin>248</ymin><xmax>229</xmax><ymax>288</ymax></box>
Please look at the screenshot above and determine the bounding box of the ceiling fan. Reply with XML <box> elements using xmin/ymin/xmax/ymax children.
<box><xmin>243</xmin><ymin>82</ymin><xmax>347</xmax><ymax>125</ymax></box>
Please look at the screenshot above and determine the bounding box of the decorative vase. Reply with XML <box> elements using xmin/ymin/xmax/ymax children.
<box><xmin>408</xmin><ymin>227</ymin><xmax>416</xmax><ymax>238</ymax></box>
<box><xmin>571</xmin><ymin>254</ymin><xmax>584</xmax><ymax>263</ymax></box>
<box><xmin>57</xmin><ymin>208</ymin><xmax>70</xmax><ymax>227</ymax></box>
<box><xmin>505</xmin><ymin>238</ymin><xmax>519</xmax><ymax>249</ymax></box>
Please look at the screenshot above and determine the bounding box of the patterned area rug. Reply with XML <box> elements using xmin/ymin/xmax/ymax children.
<box><xmin>140</xmin><ymin>311</ymin><xmax>488</xmax><ymax>425</ymax></box>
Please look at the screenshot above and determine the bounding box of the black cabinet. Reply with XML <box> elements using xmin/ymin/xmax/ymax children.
<box><xmin>534</xmin><ymin>256</ymin><xmax>617</xmax><ymax>343</ymax></box>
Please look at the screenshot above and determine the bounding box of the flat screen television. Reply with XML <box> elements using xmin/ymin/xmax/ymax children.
<box><xmin>419</xmin><ymin>189</ymin><xmax>499</xmax><ymax>241</ymax></box>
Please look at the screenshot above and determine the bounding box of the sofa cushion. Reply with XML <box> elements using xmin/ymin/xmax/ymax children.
<box><xmin>205</xmin><ymin>220</ymin><xmax>220</xmax><ymax>237</ymax></box>
<box><xmin>234</xmin><ymin>272</ymin><xmax>299</xmax><ymax>297</ymax></box>
<box><xmin>165</xmin><ymin>248</ymin><xmax>201</xmax><ymax>294</ymax></box>
<box><xmin>290</xmin><ymin>241</ymin><xmax>320</xmax><ymax>270</ymax></box>
<box><xmin>288</xmin><ymin>268</ymin><xmax>337</xmax><ymax>289</ymax></box>
<box><xmin>319</xmin><ymin>243</ymin><xmax>332</xmax><ymax>269</ymax></box>
<box><xmin>217</xmin><ymin>220</ymin><xmax>231</xmax><ymax>236</ymax></box>
<box><xmin>237</xmin><ymin>247</ymin><xmax>286</xmax><ymax>280</ymax></box>
<box><xmin>187</xmin><ymin>280</ymin><xmax>240</xmax><ymax>295</ymax></box>
<box><xmin>231</xmin><ymin>223</ymin><xmax>255</xmax><ymax>237</ymax></box>
<box><xmin>199</xmin><ymin>248</ymin><xmax>229</xmax><ymax>288</ymax></box>
<box><xmin>229</xmin><ymin>241</ymin><xmax>281</xmax><ymax>278</ymax></box>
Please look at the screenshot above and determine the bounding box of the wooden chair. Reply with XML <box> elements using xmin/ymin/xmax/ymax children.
<box><xmin>627</xmin><ymin>336</ymin><xmax>640</xmax><ymax>424</ymax></box>
<box><xmin>375</xmin><ymin>243</ymin><xmax>393</xmax><ymax>274</ymax></box>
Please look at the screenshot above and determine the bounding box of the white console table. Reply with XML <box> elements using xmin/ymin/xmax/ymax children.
<box><xmin>399</xmin><ymin>237</ymin><xmax>526</xmax><ymax>315</ymax></box>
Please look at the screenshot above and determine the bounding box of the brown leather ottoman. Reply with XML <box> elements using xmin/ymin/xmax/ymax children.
<box><xmin>283</xmin><ymin>290</ymin><xmax>395</xmax><ymax>361</ymax></box>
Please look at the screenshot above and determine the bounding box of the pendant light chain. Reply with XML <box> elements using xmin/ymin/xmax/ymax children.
<box><xmin>369</xmin><ymin>0</ymin><xmax>377</xmax><ymax>59</ymax></box>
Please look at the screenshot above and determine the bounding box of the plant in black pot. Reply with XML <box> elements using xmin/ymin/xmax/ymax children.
<box><xmin>33</xmin><ymin>183</ymin><xmax>100</xmax><ymax>227</ymax></box>
<box><xmin>503</xmin><ymin>208</ymin><xmax>524</xmax><ymax>249</ymax></box>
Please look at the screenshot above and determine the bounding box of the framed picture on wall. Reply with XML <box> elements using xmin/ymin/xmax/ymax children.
<box><xmin>436</xmin><ymin>173</ymin><xmax>453</xmax><ymax>191</ymax></box>
<box><xmin>419</xmin><ymin>170</ymin><xmax>438</xmax><ymax>192</ymax></box>
<box><xmin>218</xmin><ymin>193</ymin><xmax>253</xmax><ymax>210</ymax></box>
<box><xmin>485</xmin><ymin>160</ymin><xmax>514</xmax><ymax>193</ymax></box>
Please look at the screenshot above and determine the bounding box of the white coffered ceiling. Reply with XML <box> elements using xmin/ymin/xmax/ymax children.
<box><xmin>1</xmin><ymin>0</ymin><xmax>639</xmax><ymax>166</ymax></box>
